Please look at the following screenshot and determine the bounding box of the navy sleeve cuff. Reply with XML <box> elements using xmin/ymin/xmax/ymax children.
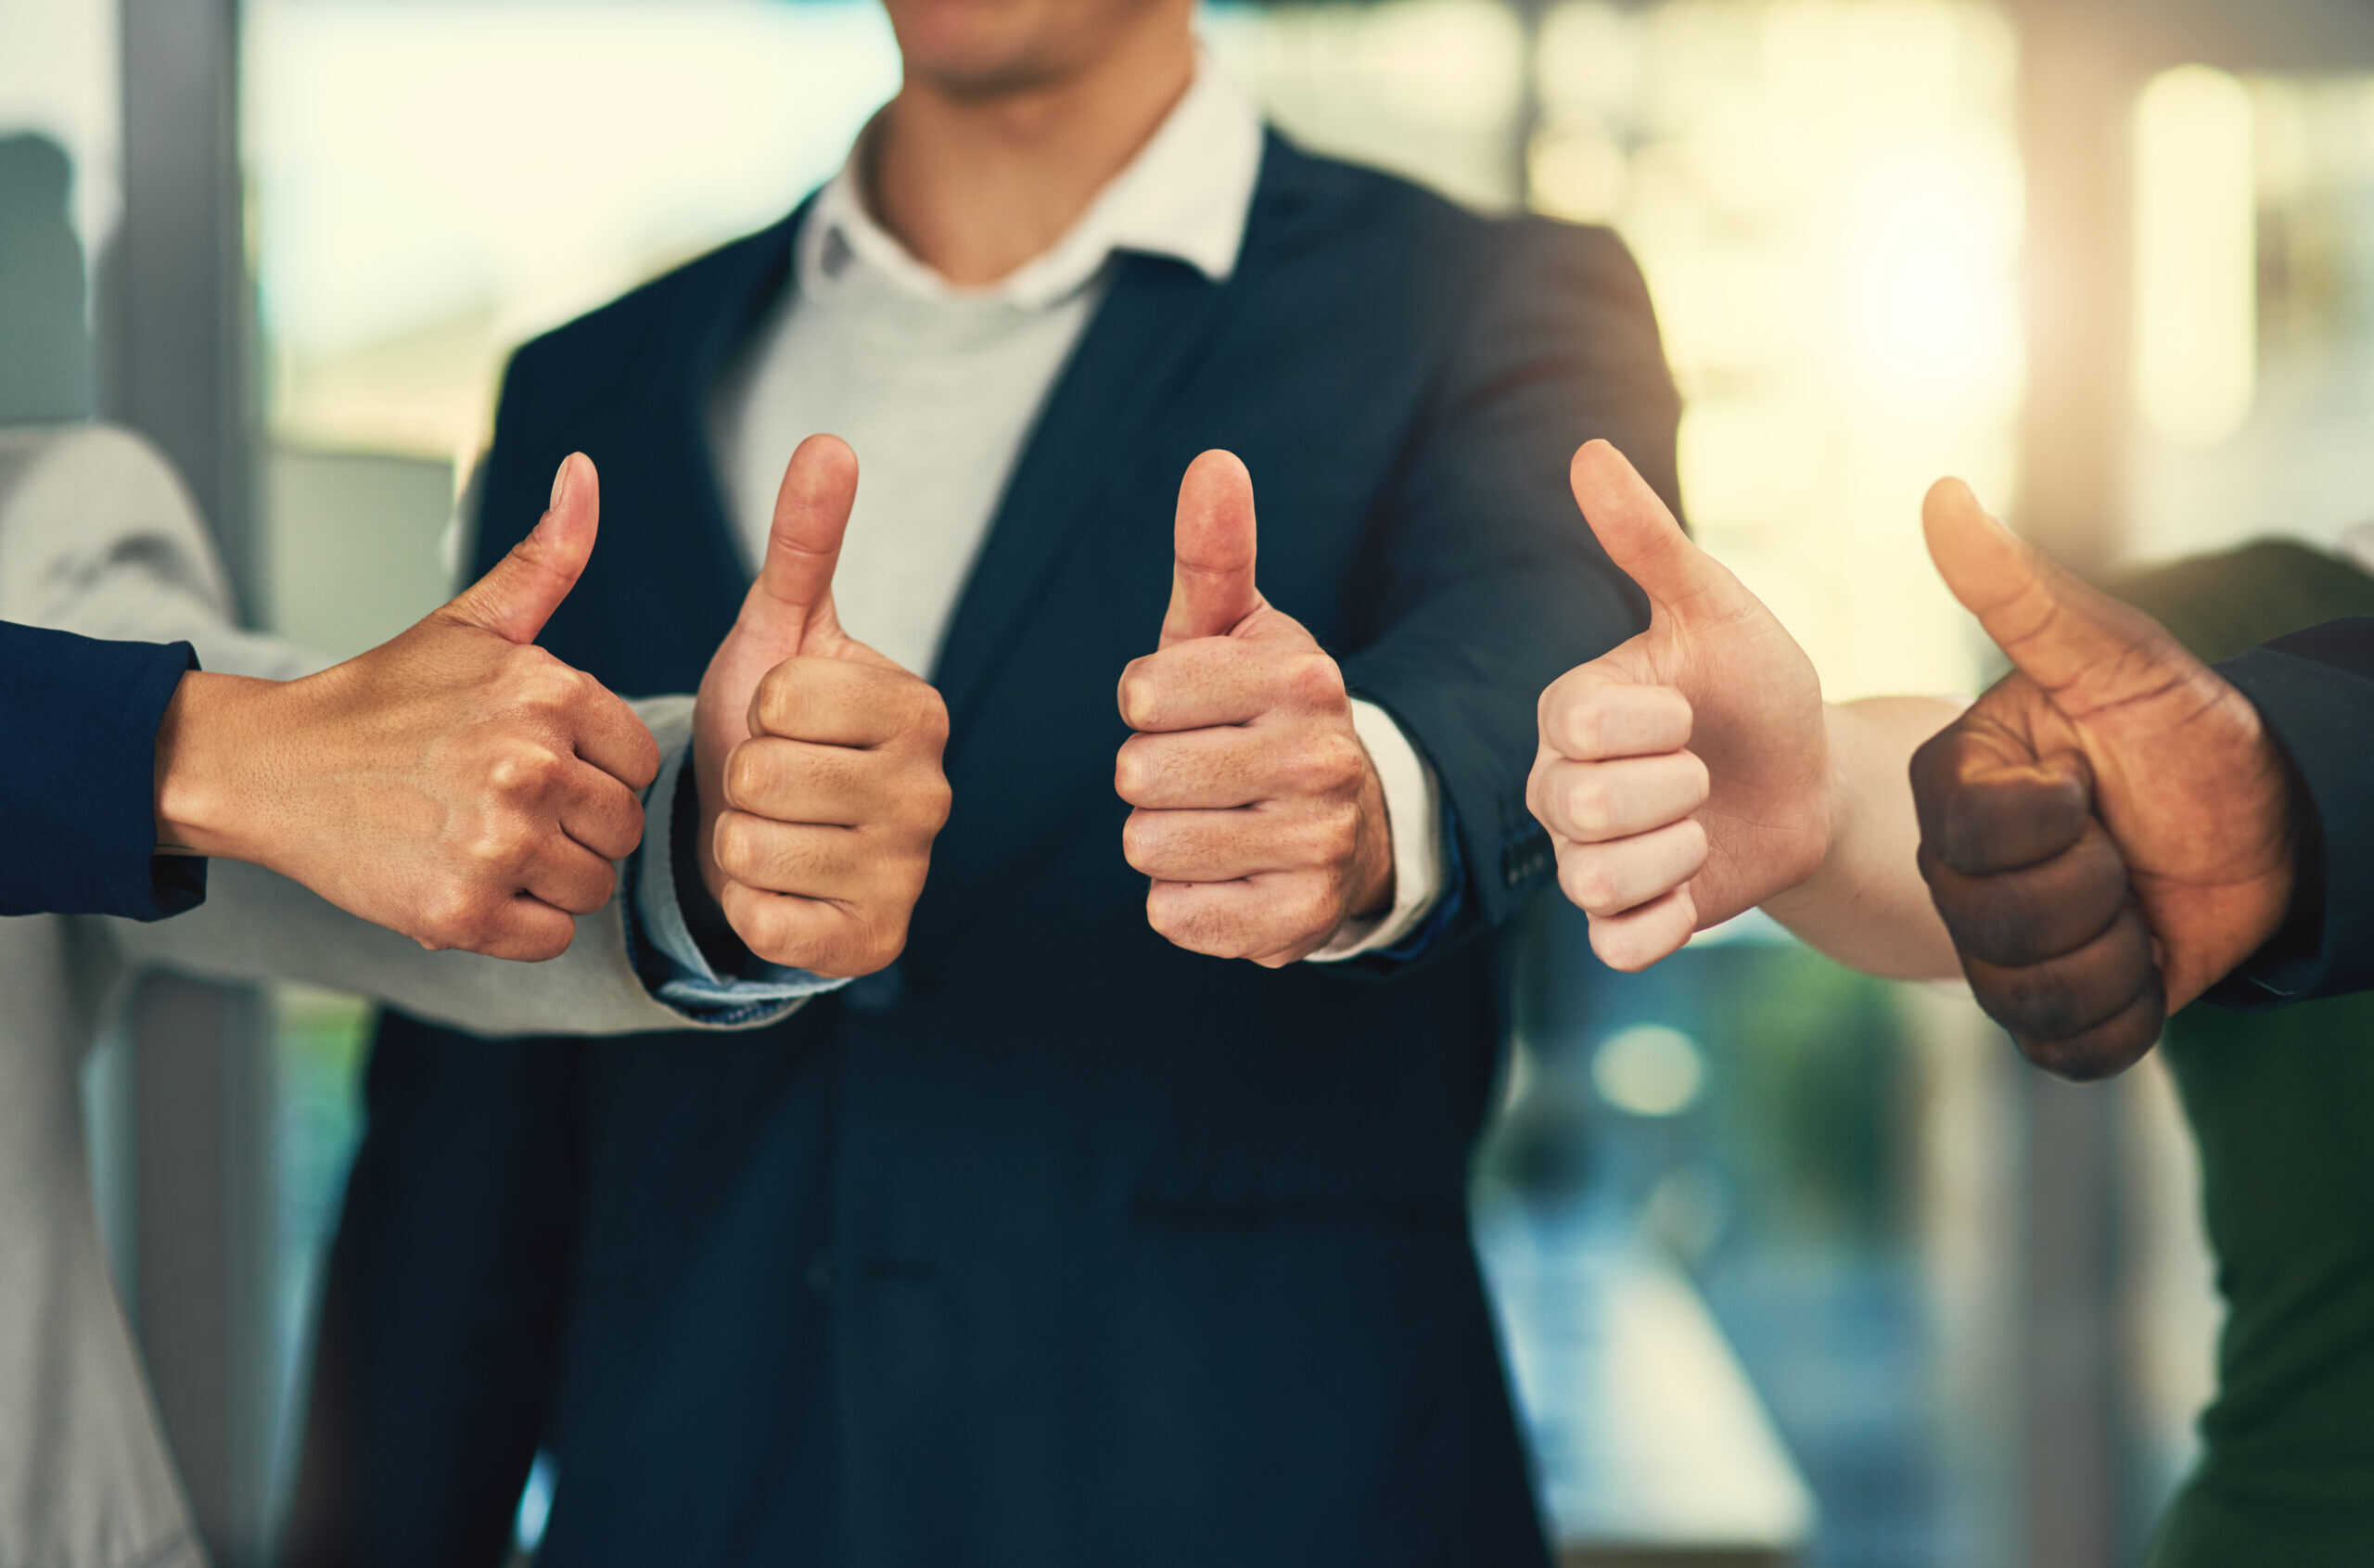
<box><xmin>1326</xmin><ymin>807</ymin><xmax>1473</xmax><ymax>977</ymax></box>
<box><xmin>2202</xmin><ymin>637</ymin><xmax>2374</xmax><ymax>1007</ymax></box>
<box><xmin>623</xmin><ymin>741</ymin><xmax>846</xmax><ymax>1023</ymax></box>
<box><xmin>0</xmin><ymin>622</ymin><xmax>205</xmax><ymax>921</ymax></box>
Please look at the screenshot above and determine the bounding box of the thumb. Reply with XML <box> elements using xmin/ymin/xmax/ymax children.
<box><xmin>1162</xmin><ymin>449</ymin><xmax>1264</xmax><ymax>645</ymax></box>
<box><xmin>443</xmin><ymin>453</ymin><xmax>596</xmax><ymax>644</ymax></box>
<box><xmin>1922</xmin><ymin>478</ymin><xmax>2165</xmax><ymax>698</ymax></box>
<box><xmin>1569</xmin><ymin>440</ymin><xmax>1740</xmax><ymax>623</ymax></box>
<box><xmin>743</xmin><ymin>433</ymin><xmax>859</xmax><ymax>643</ymax></box>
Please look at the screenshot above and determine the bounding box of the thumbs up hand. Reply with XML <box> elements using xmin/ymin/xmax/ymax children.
<box><xmin>1116</xmin><ymin>451</ymin><xmax>1394</xmax><ymax>966</ymax></box>
<box><xmin>1909</xmin><ymin>481</ymin><xmax>2296</xmax><ymax>1078</ymax></box>
<box><xmin>690</xmin><ymin>435</ymin><xmax>951</xmax><ymax>977</ymax></box>
<box><xmin>155</xmin><ymin>453</ymin><xmax>662</xmax><ymax>960</ymax></box>
<box><xmin>1527</xmin><ymin>441</ymin><xmax>1832</xmax><ymax>971</ymax></box>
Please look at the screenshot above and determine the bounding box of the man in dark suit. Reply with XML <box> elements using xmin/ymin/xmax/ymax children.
<box><xmin>284</xmin><ymin>0</ymin><xmax>1679</xmax><ymax>1562</ymax></box>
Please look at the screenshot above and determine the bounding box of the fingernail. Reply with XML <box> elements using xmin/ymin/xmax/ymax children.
<box><xmin>549</xmin><ymin>455</ymin><xmax>574</xmax><ymax>513</ymax></box>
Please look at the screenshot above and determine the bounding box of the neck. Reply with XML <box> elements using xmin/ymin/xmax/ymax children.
<box><xmin>868</xmin><ymin>28</ymin><xmax>1195</xmax><ymax>287</ymax></box>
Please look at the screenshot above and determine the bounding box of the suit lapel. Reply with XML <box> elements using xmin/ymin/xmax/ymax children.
<box><xmin>929</xmin><ymin>251</ymin><xmax>1233</xmax><ymax>735</ymax></box>
<box><xmin>627</xmin><ymin>201</ymin><xmax>819</xmax><ymax>659</ymax></box>
<box><xmin>929</xmin><ymin>134</ymin><xmax>1331</xmax><ymax>740</ymax></box>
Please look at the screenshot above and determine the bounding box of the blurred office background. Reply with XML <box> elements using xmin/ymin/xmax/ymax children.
<box><xmin>8</xmin><ymin>1</ymin><xmax>2374</xmax><ymax>1564</ymax></box>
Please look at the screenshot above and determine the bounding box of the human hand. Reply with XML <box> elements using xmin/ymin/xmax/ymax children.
<box><xmin>1527</xmin><ymin>440</ymin><xmax>1830</xmax><ymax>970</ymax></box>
<box><xmin>153</xmin><ymin>453</ymin><xmax>661</xmax><ymax>960</ymax></box>
<box><xmin>692</xmin><ymin>434</ymin><xmax>951</xmax><ymax>977</ymax></box>
<box><xmin>1910</xmin><ymin>479</ymin><xmax>2296</xmax><ymax>1079</ymax></box>
<box><xmin>1115</xmin><ymin>450</ymin><xmax>1393</xmax><ymax>966</ymax></box>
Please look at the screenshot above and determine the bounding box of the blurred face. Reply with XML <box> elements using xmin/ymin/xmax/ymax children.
<box><xmin>881</xmin><ymin>0</ymin><xmax>1189</xmax><ymax>97</ymax></box>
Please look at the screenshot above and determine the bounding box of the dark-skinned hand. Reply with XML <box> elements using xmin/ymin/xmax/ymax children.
<box><xmin>1910</xmin><ymin>479</ymin><xmax>2298</xmax><ymax>1080</ymax></box>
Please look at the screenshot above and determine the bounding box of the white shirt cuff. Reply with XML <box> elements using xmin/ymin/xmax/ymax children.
<box><xmin>1304</xmin><ymin>698</ymin><xmax>1447</xmax><ymax>963</ymax></box>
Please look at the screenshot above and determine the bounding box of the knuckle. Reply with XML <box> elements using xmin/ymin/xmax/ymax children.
<box><xmin>623</xmin><ymin>722</ymin><xmax>662</xmax><ymax>790</ymax></box>
<box><xmin>732</xmin><ymin>899</ymin><xmax>789</xmax><ymax>964</ymax></box>
<box><xmin>908</xmin><ymin>683</ymin><xmax>951</xmax><ymax>747</ymax></box>
<box><xmin>816</xmin><ymin>913</ymin><xmax>886</xmax><ymax>980</ymax></box>
<box><xmin>615</xmin><ymin>795</ymin><xmax>647</xmax><ymax>851</ymax></box>
<box><xmin>1147</xmin><ymin>886</ymin><xmax>1228</xmax><ymax>958</ymax></box>
<box><xmin>753</xmin><ymin>662</ymin><xmax>802</xmax><ymax>733</ymax></box>
<box><xmin>713</xmin><ymin>815</ymin><xmax>760</xmax><ymax>878</ymax></box>
<box><xmin>1283</xmin><ymin>652</ymin><xmax>1346</xmax><ymax>710</ymax></box>
<box><xmin>1680</xmin><ymin>750</ymin><xmax>1713</xmax><ymax>806</ymax></box>
<box><xmin>1564</xmin><ymin>776</ymin><xmax>1613</xmax><ymax>838</ymax></box>
<box><xmin>420</xmin><ymin>885</ymin><xmax>491</xmax><ymax>950</ymax></box>
<box><xmin>508</xmin><ymin>646</ymin><xmax>580</xmax><ymax>707</ymax></box>
<box><xmin>1313</xmin><ymin>804</ymin><xmax>1359</xmax><ymax>866</ymax></box>
<box><xmin>1558</xmin><ymin>851</ymin><xmax>1623</xmax><ymax>915</ymax></box>
<box><xmin>724</xmin><ymin>745</ymin><xmax>772</xmax><ymax>812</ymax></box>
<box><xmin>1965</xmin><ymin>891</ymin><xmax>2038</xmax><ymax>965</ymax></box>
<box><xmin>1562</xmin><ymin>700</ymin><xmax>1603</xmax><ymax>759</ymax></box>
<box><xmin>1286</xmin><ymin>879</ymin><xmax>1338</xmax><ymax>942</ymax></box>
<box><xmin>861</xmin><ymin>920</ymin><xmax>910</xmax><ymax>975</ymax></box>
<box><xmin>1295</xmin><ymin>732</ymin><xmax>1365</xmax><ymax>797</ymax></box>
<box><xmin>1535</xmin><ymin>682</ymin><xmax>1564</xmax><ymax>736</ymax></box>
<box><xmin>1987</xmin><ymin>969</ymin><xmax>2092</xmax><ymax>1046</ymax></box>
<box><xmin>916</xmin><ymin>771</ymin><xmax>954</xmax><ymax>832</ymax></box>
<box><xmin>1589</xmin><ymin>919</ymin><xmax>1652</xmax><ymax>974</ymax></box>
<box><xmin>1120</xmin><ymin>812</ymin><xmax>1165</xmax><ymax>874</ymax></box>
<box><xmin>488</xmin><ymin>744</ymin><xmax>564</xmax><ymax>799</ymax></box>
<box><xmin>1676</xmin><ymin>815</ymin><xmax>1710</xmax><ymax>868</ymax></box>
<box><xmin>1539</xmin><ymin>682</ymin><xmax>1602</xmax><ymax>756</ymax></box>
<box><xmin>1113</xmin><ymin>742</ymin><xmax>1154</xmax><ymax>803</ymax></box>
<box><xmin>464</xmin><ymin>819</ymin><xmax>535</xmax><ymax>872</ymax></box>
<box><xmin>1117</xmin><ymin>669</ymin><xmax>1159</xmax><ymax>731</ymax></box>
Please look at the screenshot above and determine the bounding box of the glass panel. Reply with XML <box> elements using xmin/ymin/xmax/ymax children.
<box><xmin>2125</xmin><ymin>68</ymin><xmax>2374</xmax><ymax>566</ymax></box>
<box><xmin>0</xmin><ymin>0</ymin><xmax>115</xmax><ymax>422</ymax></box>
<box><xmin>8</xmin><ymin>0</ymin><xmax>123</xmax><ymax>1280</ymax></box>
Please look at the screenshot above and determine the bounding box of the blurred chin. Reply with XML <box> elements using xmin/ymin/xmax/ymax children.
<box><xmin>886</xmin><ymin>0</ymin><xmax>1061</xmax><ymax>93</ymax></box>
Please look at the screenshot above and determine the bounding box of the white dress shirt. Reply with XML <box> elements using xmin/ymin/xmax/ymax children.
<box><xmin>671</xmin><ymin>58</ymin><xmax>1445</xmax><ymax>968</ymax></box>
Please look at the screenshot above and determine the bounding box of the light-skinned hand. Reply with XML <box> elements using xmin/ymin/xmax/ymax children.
<box><xmin>1526</xmin><ymin>440</ymin><xmax>1829</xmax><ymax>971</ymax></box>
<box><xmin>692</xmin><ymin>434</ymin><xmax>951</xmax><ymax>977</ymax></box>
<box><xmin>154</xmin><ymin>453</ymin><xmax>661</xmax><ymax>961</ymax></box>
<box><xmin>1116</xmin><ymin>451</ymin><xmax>1393</xmax><ymax>966</ymax></box>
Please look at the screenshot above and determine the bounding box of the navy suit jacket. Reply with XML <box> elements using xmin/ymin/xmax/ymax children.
<box><xmin>289</xmin><ymin>135</ymin><xmax>1680</xmax><ymax>1568</ymax></box>
<box><xmin>2214</xmin><ymin>617</ymin><xmax>2374</xmax><ymax>1004</ymax></box>
<box><xmin>0</xmin><ymin>620</ymin><xmax>200</xmax><ymax>918</ymax></box>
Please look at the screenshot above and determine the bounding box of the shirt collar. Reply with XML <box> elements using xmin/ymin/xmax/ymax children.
<box><xmin>797</xmin><ymin>53</ymin><xmax>1263</xmax><ymax>310</ymax></box>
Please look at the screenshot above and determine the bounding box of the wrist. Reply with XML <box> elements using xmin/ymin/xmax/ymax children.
<box><xmin>675</xmin><ymin>747</ymin><xmax>760</xmax><ymax>973</ymax></box>
<box><xmin>1760</xmin><ymin>702</ymin><xmax>1855</xmax><ymax>916</ymax></box>
<box><xmin>153</xmin><ymin>670</ymin><xmax>280</xmax><ymax>862</ymax></box>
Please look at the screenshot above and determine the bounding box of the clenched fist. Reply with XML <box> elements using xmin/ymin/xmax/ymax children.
<box><xmin>1527</xmin><ymin>440</ymin><xmax>1829</xmax><ymax>971</ymax></box>
<box><xmin>154</xmin><ymin>453</ymin><xmax>661</xmax><ymax>960</ymax></box>
<box><xmin>693</xmin><ymin>434</ymin><xmax>951</xmax><ymax>977</ymax></box>
<box><xmin>1115</xmin><ymin>450</ymin><xmax>1392</xmax><ymax>966</ymax></box>
<box><xmin>1910</xmin><ymin>480</ymin><xmax>2298</xmax><ymax>1079</ymax></box>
